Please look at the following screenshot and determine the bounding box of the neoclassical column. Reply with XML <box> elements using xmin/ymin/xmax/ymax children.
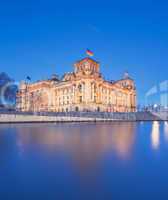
<box><xmin>72</xmin><ymin>84</ymin><xmax>76</xmax><ymax>104</ymax></box>
<box><xmin>91</xmin><ymin>82</ymin><xmax>94</xmax><ymax>101</ymax></box>
<box><xmin>82</xmin><ymin>82</ymin><xmax>85</xmax><ymax>102</ymax></box>
<box><xmin>98</xmin><ymin>84</ymin><xmax>102</xmax><ymax>103</ymax></box>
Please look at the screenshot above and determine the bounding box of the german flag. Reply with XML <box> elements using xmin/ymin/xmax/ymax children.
<box><xmin>86</xmin><ymin>49</ymin><xmax>94</xmax><ymax>57</ymax></box>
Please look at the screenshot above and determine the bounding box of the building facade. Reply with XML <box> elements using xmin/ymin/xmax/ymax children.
<box><xmin>16</xmin><ymin>57</ymin><xmax>136</xmax><ymax>112</ymax></box>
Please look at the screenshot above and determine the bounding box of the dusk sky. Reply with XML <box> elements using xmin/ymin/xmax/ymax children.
<box><xmin>0</xmin><ymin>0</ymin><xmax>168</xmax><ymax>104</ymax></box>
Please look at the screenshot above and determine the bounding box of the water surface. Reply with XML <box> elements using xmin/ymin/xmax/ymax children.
<box><xmin>0</xmin><ymin>122</ymin><xmax>168</xmax><ymax>199</ymax></box>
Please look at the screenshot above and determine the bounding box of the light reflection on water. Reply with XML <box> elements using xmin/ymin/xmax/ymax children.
<box><xmin>164</xmin><ymin>122</ymin><xmax>168</xmax><ymax>141</ymax></box>
<box><xmin>151</xmin><ymin>121</ymin><xmax>160</xmax><ymax>149</ymax></box>
<box><xmin>1</xmin><ymin>122</ymin><xmax>168</xmax><ymax>199</ymax></box>
<box><xmin>15</xmin><ymin>122</ymin><xmax>136</xmax><ymax>160</ymax></box>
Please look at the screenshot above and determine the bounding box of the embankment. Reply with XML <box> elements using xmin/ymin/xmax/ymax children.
<box><xmin>0</xmin><ymin>111</ymin><xmax>164</xmax><ymax>123</ymax></box>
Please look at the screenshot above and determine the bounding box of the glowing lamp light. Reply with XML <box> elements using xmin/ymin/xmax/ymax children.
<box><xmin>154</xmin><ymin>104</ymin><xmax>158</xmax><ymax>108</ymax></box>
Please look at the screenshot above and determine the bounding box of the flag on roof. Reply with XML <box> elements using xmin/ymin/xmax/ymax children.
<box><xmin>26</xmin><ymin>76</ymin><xmax>31</xmax><ymax>81</ymax></box>
<box><xmin>86</xmin><ymin>49</ymin><xmax>94</xmax><ymax>57</ymax></box>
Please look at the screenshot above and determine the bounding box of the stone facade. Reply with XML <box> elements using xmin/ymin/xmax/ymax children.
<box><xmin>16</xmin><ymin>57</ymin><xmax>136</xmax><ymax>112</ymax></box>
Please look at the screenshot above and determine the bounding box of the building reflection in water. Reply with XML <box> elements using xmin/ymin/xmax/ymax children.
<box><xmin>151</xmin><ymin>121</ymin><xmax>160</xmax><ymax>150</ymax></box>
<box><xmin>164</xmin><ymin>122</ymin><xmax>168</xmax><ymax>142</ymax></box>
<box><xmin>15</xmin><ymin>122</ymin><xmax>136</xmax><ymax>162</ymax></box>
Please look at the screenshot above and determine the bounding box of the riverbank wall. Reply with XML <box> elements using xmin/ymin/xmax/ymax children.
<box><xmin>0</xmin><ymin>111</ymin><xmax>165</xmax><ymax>123</ymax></box>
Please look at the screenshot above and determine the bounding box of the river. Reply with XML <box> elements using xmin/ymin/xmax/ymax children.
<box><xmin>0</xmin><ymin>122</ymin><xmax>168</xmax><ymax>199</ymax></box>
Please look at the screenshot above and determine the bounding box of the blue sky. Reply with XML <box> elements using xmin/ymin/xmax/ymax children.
<box><xmin>0</xmin><ymin>0</ymin><xmax>168</xmax><ymax>104</ymax></box>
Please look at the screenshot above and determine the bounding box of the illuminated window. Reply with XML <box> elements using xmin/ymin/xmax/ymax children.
<box><xmin>79</xmin><ymin>96</ymin><xmax>82</xmax><ymax>103</ymax></box>
<box><xmin>78</xmin><ymin>84</ymin><xmax>82</xmax><ymax>92</ymax></box>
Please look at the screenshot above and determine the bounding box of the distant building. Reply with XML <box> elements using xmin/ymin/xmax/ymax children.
<box><xmin>16</xmin><ymin>57</ymin><xmax>136</xmax><ymax>112</ymax></box>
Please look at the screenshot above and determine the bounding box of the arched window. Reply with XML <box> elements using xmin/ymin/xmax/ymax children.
<box><xmin>78</xmin><ymin>84</ymin><xmax>82</xmax><ymax>92</ymax></box>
